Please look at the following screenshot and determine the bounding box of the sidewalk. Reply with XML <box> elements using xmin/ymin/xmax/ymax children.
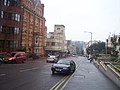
<box><xmin>61</xmin><ymin>58</ymin><xmax>120</xmax><ymax>90</ymax></box>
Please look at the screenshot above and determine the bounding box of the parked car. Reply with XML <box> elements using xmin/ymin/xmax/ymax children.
<box><xmin>0</xmin><ymin>52</ymin><xmax>11</xmax><ymax>64</ymax></box>
<box><xmin>51</xmin><ymin>59</ymin><xmax>76</xmax><ymax>74</ymax></box>
<box><xmin>0</xmin><ymin>57</ymin><xmax>3</xmax><ymax>65</ymax></box>
<box><xmin>4</xmin><ymin>52</ymin><xmax>27</xmax><ymax>63</ymax></box>
<box><xmin>46</xmin><ymin>55</ymin><xmax>58</xmax><ymax>63</ymax></box>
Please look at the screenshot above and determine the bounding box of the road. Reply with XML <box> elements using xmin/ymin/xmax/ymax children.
<box><xmin>0</xmin><ymin>59</ymin><xmax>67</xmax><ymax>90</ymax></box>
<box><xmin>0</xmin><ymin>56</ymin><xmax>119</xmax><ymax>90</ymax></box>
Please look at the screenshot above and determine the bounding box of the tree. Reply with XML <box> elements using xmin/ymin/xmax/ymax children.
<box><xmin>111</xmin><ymin>35</ymin><xmax>119</xmax><ymax>57</ymax></box>
<box><xmin>86</xmin><ymin>41</ymin><xmax>105</xmax><ymax>55</ymax></box>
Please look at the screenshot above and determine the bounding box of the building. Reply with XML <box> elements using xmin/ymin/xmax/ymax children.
<box><xmin>0</xmin><ymin>0</ymin><xmax>22</xmax><ymax>52</ymax></box>
<box><xmin>21</xmin><ymin>0</ymin><xmax>46</xmax><ymax>57</ymax></box>
<box><xmin>106</xmin><ymin>34</ymin><xmax>120</xmax><ymax>56</ymax></box>
<box><xmin>0</xmin><ymin>0</ymin><xmax>46</xmax><ymax>57</ymax></box>
<box><xmin>46</xmin><ymin>25</ymin><xmax>67</xmax><ymax>57</ymax></box>
<box><xmin>67</xmin><ymin>40</ymin><xmax>77</xmax><ymax>55</ymax></box>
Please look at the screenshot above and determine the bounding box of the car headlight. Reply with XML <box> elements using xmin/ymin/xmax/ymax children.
<box><xmin>9</xmin><ymin>58</ymin><xmax>13</xmax><ymax>60</ymax></box>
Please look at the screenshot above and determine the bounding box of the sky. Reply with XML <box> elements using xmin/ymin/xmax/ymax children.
<box><xmin>41</xmin><ymin>0</ymin><xmax>120</xmax><ymax>42</ymax></box>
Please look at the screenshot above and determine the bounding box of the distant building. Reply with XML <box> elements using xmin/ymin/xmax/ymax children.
<box><xmin>106</xmin><ymin>34</ymin><xmax>120</xmax><ymax>56</ymax></box>
<box><xmin>46</xmin><ymin>25</ymin><xmax>67</xmax><ymax>57</ymax></box>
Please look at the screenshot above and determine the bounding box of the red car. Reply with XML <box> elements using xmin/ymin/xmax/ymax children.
<box><xmin>4</xmin><ymin>52</ymin><xmax>27</xmax><ymax>63</ymax></box>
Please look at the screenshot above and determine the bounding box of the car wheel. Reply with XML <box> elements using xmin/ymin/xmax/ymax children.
<box><xmin>22</xmin><ymin>60</ymin><xmax>24</xmax><ymax>63</ymax></box>
<box><xmin>12</xmin><ymin>60</ymin><xmax>16</xmax><ymax>64</ymax></box>
<box><xmin>0</xmin><ymin>61</ymin><xmax>2</xmax><ymax>65</ymax></box>
<box><xmin>52</xmin><ymin>71</ymin><xmax>55</xmax><ymax>75</ymax></box>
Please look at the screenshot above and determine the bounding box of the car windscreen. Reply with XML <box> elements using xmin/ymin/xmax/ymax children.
<box><xmin>57</xmin><ymin>60</ymin><xmax>70</xmax><ymax>65</ymax></box>
<box><xmin>11</xmin><ymin>53</ymin><xmax>16</xmax><ymax>57</ymax></box>
<box><xmin>0</xmin><ymin>53</ymin><xmax>11</xmax><ymax>57</ymax></box>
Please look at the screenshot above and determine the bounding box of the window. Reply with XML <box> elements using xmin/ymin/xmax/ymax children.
<box><xmin>12</xmin><ymin>13</ymin><xmax>15</xmax><ymax>20</ymax></box>
<box><xmin>4</xmin><ymin>0</ymin><xmax>7</xmax><ymax>6</ymax></box>
<box><xmin>51</xmin><ymin>42</ymin><xmax>55</xmax><ymax>46</ymax></box>
<box><xmin>0</xmin><ymin>26</ymin><xmax>2</xmax><ymax>32</ymax></box>
<box><xmin>57</xmin><ymin>28</ymin><xmax>60</xmax><ymax>30</ymax></box>
<box><xmin>14</xmin><ymin>41</ymin><xmax>18</xmax><ymax>48</ymax></box>
<box><xmin>7</xmin><ymin>0</ymin><xmax>10</xmax><ymax>6</ymax></box>
<box><xmin>14</xmin><ymin>27</ymin><xmax>19</xmax><ymax>34</ymax></box>
<box><xmin>1</xmin><ymin>11</ymin><xmax>3</xmax><ymax>18</ymax></box>
<box><xmin>38</xmin><ymin>11</ymin><xmax>41</xmax><ymax>16</ymax></box>
<box><xmin>36</xmin><ymin>37</ymin><xmax>39</xmax><ymax>44</ymax></box>
<box><xmin>17</xmin><ymin>14</ymin><xmax>20</xmax><ymax>21</ymax></box>
<box><xmin>0</xmin><ymin>40</ymin><xmax>4</xmax><ymax>48</ymax></box>
<box><xmin>15</xmin><ymin>14</ymin><xmax>18</xmax><ymax>21</ymax></box>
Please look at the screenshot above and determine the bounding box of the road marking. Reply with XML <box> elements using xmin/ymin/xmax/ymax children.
<box><xmin>50</xmin><ymin>75</ymin><xmax>70</xmax><ymax>90</ymax></box>
<box><xmin>0</xmin><ymin>74</ymin><xmax>6</xmax><ymax>77</ymax></box>
<box><xmin>54</xmin><ymin>75</ymin><xmax>70</xmax><ymax>90</ymax></box>
<box><xmin>61</xmin><ymin>63</ymin><xmax>81</xmax><ymax>90</ymax></box>
<box><xmin>20</xmin><ymin>67</ymin><xmax>39</xmax><ymax>72</ymax></box>
<box><xmin>50</xmin><ymin>76</ymin><xmax>67</xmax><ymax>90</ymax></box>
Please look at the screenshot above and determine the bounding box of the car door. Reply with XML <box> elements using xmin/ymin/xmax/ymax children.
<box><xmin>70</xmin><ymin>61</ymin><xmax>75</xmax><ymax>71</ymax></box>
<box><xmin>16</xmin><ymin>54</ymin><xmax>22</xmax><ymax>62</ymax></box>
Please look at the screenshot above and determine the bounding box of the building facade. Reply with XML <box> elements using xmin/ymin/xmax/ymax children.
<box><xmin>21</xmin><ymin>0</ymin><xmax>46</xmax><ymax>56</ymax></box>
<box><xmin>46</xmin><ymin>25</ymin><xmax>67</xmax><ymax>57</ymax></box>
<box><xmin>0</xmin><ymin>0</ymin><xmax>22</xmax><ymax>52</ymax></box>
<box><xmin>0</xmin><ymin>0</ymin><xmax>46</xmax><ymax>57</ymax></box>
<box><xmin>106</xmin><ymin>34</ymin><xmax>120</xmax><ymax>56</ymax></box>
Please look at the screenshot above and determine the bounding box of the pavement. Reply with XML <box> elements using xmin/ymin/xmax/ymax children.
<box><xmin>61</xmin><ymin>58</ymin><xmax>120</xmax><ymax>90</ymax></box>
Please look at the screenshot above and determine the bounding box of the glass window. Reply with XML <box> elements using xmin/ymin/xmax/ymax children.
<box><xmin>14</xmin><ymin>41</ymin><xmax>18</xmax><ymax>48</ymax></box>
<box><xmin>1</xmin><ymin>11</ymin><xmax>3</xmax><ymax>18</ymax></box>
<box><xmin>7</xmin><ymin>0</ymin><xmax>10</xmax><ymax>6</ymax></box>
<box><xmin>0</xmin><ymin>40</ymin><xmax>4</xmax><ymax>48</ymax></box>
<box><xmin>16</xmin><ymin>28</ymin><xmax>19</xmax><ymax>34</ymax></box>
<box><xmin>12</xmin><ymin>13</ymin><xmax>15</xmax><ymax>20</ymax></box>
<box><xmin>17</xmin><ymin>14</ymin><xmax>20</xmax><ymax>22</ymax></box>
<box><xmin>51</xmin><ymin>42</ymin><xmax>55</xmax><ymax>46</ymax></box>
<box><xmin>14</xmin><ymin>27</ymin><xmax>19</xmax><ymax>34</ymax></box>
<box><xmin>8</xmin><ymin>13</ymin><xmax>12</xmax><ymax>20</ymax></box>
<box><xmin>15</xmin><ymin>14</ymin><xmax>17</xmax><ymax>21</ymax></box>
<box><xmin>0</xmin><ymin>26</ymin><xmax>2</xmax><ymax>32</ymax></box>
<box><xmin>4</xmin><ymin>0</ymin><xmax>7</xmax><ymax>6</ymax></box>
<box><xmin>57</xmin><ymin>28</ymin><xmax>60</xmax><ymax>30</ymax></box>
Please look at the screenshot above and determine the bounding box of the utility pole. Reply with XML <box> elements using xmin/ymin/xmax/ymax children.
<box><xmin>84</xmin><ymin>31</ymin><xmax>93</xmax><ymax>55</ymax></box>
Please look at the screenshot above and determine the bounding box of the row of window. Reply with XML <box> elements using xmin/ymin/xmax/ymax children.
<box><xmin>0</xmin><ymin>26</ymin><xmax>20</xmax><ymax>34</ymax></box>
<box><xmin>0</xmin><ymin>11</ymin><xmax>20</xmax><ymax>22</ymax></box>
<box><xmin>0</xmin><ymin>40</ymin><xmax>18</xmax><ymax>48</ymax></box>
<box><xmin>46</xmin><ymin>42</ymin><xmax>61</xmax><ymax>46</ymax></box>
<box><xmin>0</xmin><ymin>0</ymin><xmax>20</xmax><ymax>7</ymax></box>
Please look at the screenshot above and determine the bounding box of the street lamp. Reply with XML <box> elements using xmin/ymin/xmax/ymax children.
<box><xmin>84</xmin><ymin>31</ymin><xmax>93</xmax><ymax>55</ymax></box>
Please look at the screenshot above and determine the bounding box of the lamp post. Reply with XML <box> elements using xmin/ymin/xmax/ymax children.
<box><xmin>84</xmin><ymin>31</ymin><xmax>93</xmax><ymax>55</ymax></box>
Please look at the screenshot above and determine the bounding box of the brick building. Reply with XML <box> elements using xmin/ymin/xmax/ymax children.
<box><xmin>0</xmin><ymin>0</ymin><xmax>22</xmax><ymax>52</ymax></box>
<box><xmin>0</xmin><ymin>0</ymin><xmax>46</xmax><ymax>57</ymax></box>
<box><xmin>21</xmin><ymin>0</ymin><xmax>46</xmax><ymax>56</ymax></box>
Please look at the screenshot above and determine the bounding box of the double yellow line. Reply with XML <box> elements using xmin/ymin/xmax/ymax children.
<box><xmin>50</xmin><ymin>75</ymin><xmax>70</xmax><ymax>90</ymax></box>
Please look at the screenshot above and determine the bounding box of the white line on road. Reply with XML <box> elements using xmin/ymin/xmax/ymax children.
<box><xmin>0</xmin><ymin>74</ymin><xmax>6</xmax><ymax>77</ymax></box>
<box><xmin>20</xmin><ymin>67</ymin><xmax>39</xmax><ymax>72</ymax></box>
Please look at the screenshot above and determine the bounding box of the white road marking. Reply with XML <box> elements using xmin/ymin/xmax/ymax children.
<box><xmin>20</xmin><ymin>67</ymin><xmax>39</xmax><ymax>72</ymax></box>
<box><xmin>0</xmin><ymin>74</ymin><xmax>6</xmax><ymax>77</ymax></box>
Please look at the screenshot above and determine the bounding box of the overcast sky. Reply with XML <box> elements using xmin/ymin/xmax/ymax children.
<box><xmin>41</xmin><ymin>0</ymin><xmax>120</xmax><ymax>42</ymax></box>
